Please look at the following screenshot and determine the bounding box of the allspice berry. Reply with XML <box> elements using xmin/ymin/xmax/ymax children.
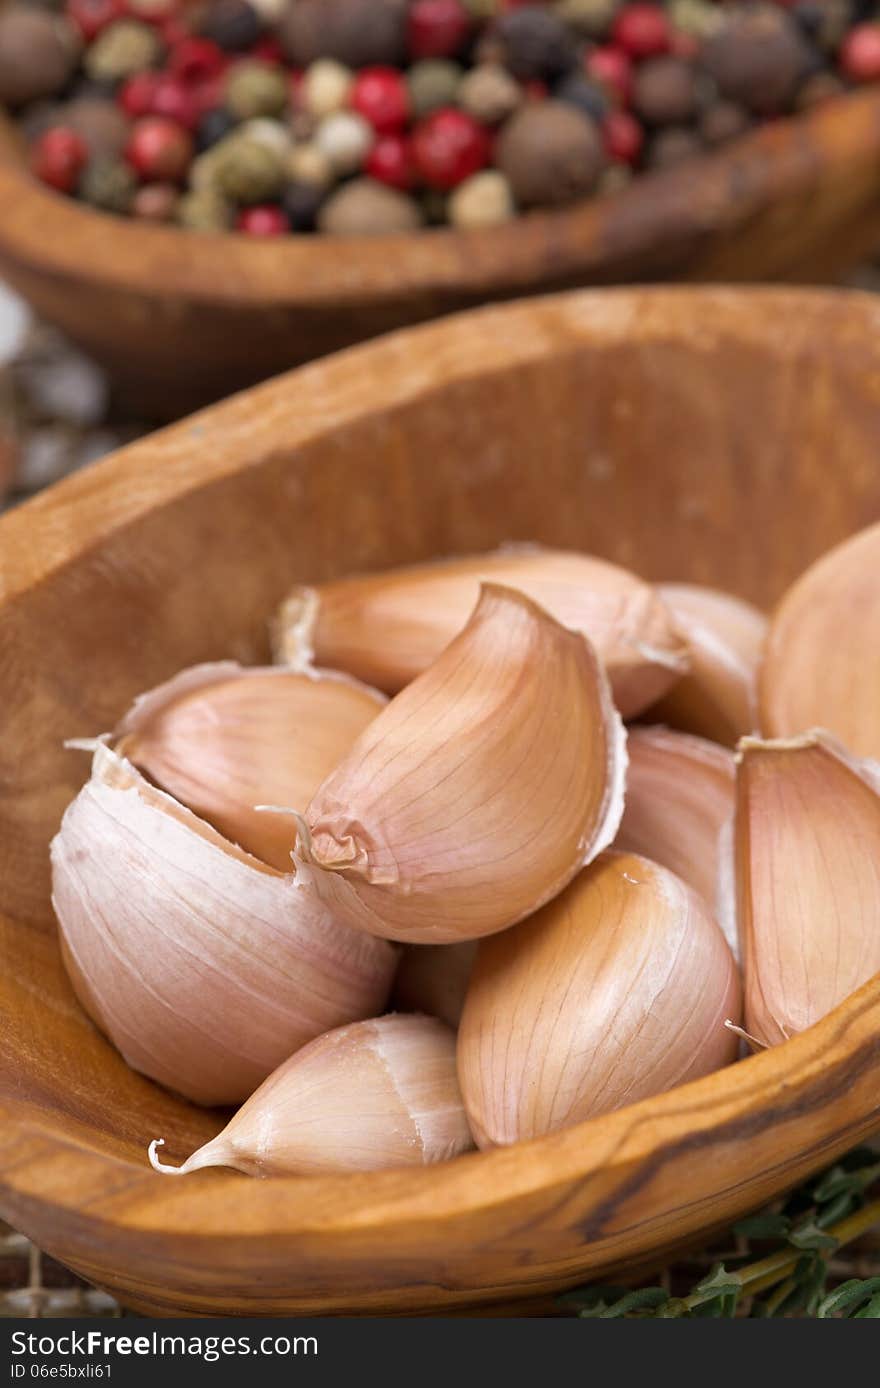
<box><xmin>215</xmin><ymin>137</ymin><xmax>285</xmax><ymax>203</ymax></box>
<box><xmin>496</xmin><ymin>101</ymin><xmax>603</xmax><ymax>208</ymax></box>
<box><xmin>646</xmin><ymin>126</ymin><xmax>704</xmax><ymax>170</ymax></box>
<box><xmin>65</xmin><ymin>98</ymin><xmax>131</xmax><ymax>161</ymax></box>
<box><xmin>199</xmin><ymin>0</ymin><xmax>263</xmax><ymax>52</ymax></box>
<box><xmin>407</xmin><ymin>60</ymin><xmax>463</xmax><ymax>117</ymax></box>
<box><xmin>633</xmin><ymin>56</ymin><xmax>700</xmax><ymax>126</ymax></box>
<box><xmin>0</xmin><ymin>7</ymin><xmax>80</xmax><ymax>108</ymax></box>
<box><xmin>225</xmin><ymin>61</ymin><xmax>289</xmax><ymax>120</ymax></box>
<box><xmin>700</xmin><ymin>6</ymin><xmax>814</xmax><ymax>116</ymax></box>
<box><xmin>78</xmin><ymin>156</ymin><xmax>138</xmax><ymax>213</ymax></box>
<box><xmin>280</xmin><ymin>0</ymin><xmax>408</xmax><ymax>70</ymax></box>
<box><xmin>699</xmin><ymin>100</ymin><xmax>750</xmax><ymax>146</ymax></box>
<box><xmin>317</xmin><ymin>177</ymin><xmax>423</xmax><ymax>235</ymax></box>
<box><xmin>485</xmin><ymin>9</ymin><xmax>577</xmax><ymax>82</ymax></box>
<box><xmin>449</xmin><ymin>169</ymin><xmax>514</xmax><ymax>228</ymax></box>
<box><xmin>457</xmin><ymin>65</ymin><xmax>521</xmax><ymax>125</ymax></box>
<box><xmin>84</xmin><ymin>20</ymin><xmax>162</xmax><ymax>84</ymax></box>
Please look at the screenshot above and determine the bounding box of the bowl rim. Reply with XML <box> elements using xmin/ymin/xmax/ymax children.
<box><xmin>2</xmin><ymin>283</ymin><xmax>880</xmax><ymax>1293</ymax></box>
<box><xmin>3</xmin><ymin>86</ymin><xmax>880</xmax><ymax>309</ymax></box>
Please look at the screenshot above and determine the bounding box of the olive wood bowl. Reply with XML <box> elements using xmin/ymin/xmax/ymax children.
<box><xmin>2</xmin><ymin>287</ymin><xmax>880</xmax><ymax>1318</ymax></box>
<box><xmin>4</xmin><ymin>85</ymin><xmax>880</xmax><ymax>419</ymax></box>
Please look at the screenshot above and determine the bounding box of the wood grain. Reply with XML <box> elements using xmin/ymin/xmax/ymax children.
<box><xmin>1</xmin><ymin>287</ymin><xmax>880</xmax><ymax>1315</ymax></box>
<box><xmin>2</xmin><ymin>86</ymin><xmax>880</xmax><ymax>416</ymax></box>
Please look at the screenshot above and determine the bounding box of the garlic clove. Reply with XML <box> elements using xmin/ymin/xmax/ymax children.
<box><xmin>392</xmin><ymin>943</ymin><xmax>477</xmax><ymax>1028</ymax></box>
<box><xmin>115</xmin><ymin>661</ymin><xmax>386</xmax><ymax>871</ymax></box>
<box><xmin>457</xmin><ymin>851</ymin><xmax>740</xmax><ymax>1148</ymax></box>
<box><xmin>615</xmin><ymin>726</ymin><xmax>737</xmax><ymax>954</ymax></box>
<box><xmin>760</xmin><ymin>523</ymin><xmax>880</xmax><ymax>759</ymax></box>
<box><xmin>650</xmin><ymin>583</ymin><xmax>767</xmax><ymax>745</ymax></box>
<box><xmin>735</xmin><ymin>731</ymin><xmax>880</xmax><ymax>1048</ymax></box>
<box><xmin>148</xmin><ymin>1013</ymin><xmax>474</xmax><ymax>1176</ymax></box>
<box><xmin>294</xmin><ymin>583</ymin><xmax>628</xmax><ymax>944</ymax></box>
<box><xmin>51</xmin><ymin>743</ymin><xmax>397</xmax><ymax>1107</ymax></box>
<box><xmin>275</xmin><ymin>546</ymin><xmax>688</xmax><ymax>718</ymax></box>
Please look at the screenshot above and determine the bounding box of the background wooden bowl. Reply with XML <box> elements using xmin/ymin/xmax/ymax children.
<box><xmin>4</xmin><ymin>86</ymin><xmax>880</xmax><ymax>419</ymax></box>
<box><xmin>2</xmin><ymin>286</ymin><xmax>880</xmax><ymax>1317</ymax></box>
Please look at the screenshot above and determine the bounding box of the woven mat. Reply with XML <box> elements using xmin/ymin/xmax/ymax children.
<box><xmin>3</xmin><ymin>278</ymin><xmax>880</xmax><ymax>1318</ymax></box>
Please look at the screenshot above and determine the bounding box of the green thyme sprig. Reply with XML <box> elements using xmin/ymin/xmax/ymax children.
<box><xmin>560</xmin><ymin>1148</ymin><xmax>880</xmax><ymax>1318</ymax></box>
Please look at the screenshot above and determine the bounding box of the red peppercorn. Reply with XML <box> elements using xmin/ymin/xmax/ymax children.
<box><xmin>611</xmin><ymin>4</ymin><xmax>671</xmax><ymax>60</ymax></box>
<box><xmin>250</xmin><ymin>36</ymin><xmax>284</xmax><ymax>64</ymax></box>
<box><xmin>31</xmin><ymin>126</ymin><xmax>88</xmax><ymax>193</ymax></box>
<box><xmin>236</xmin><ymin>204</ymin><xmax>290</xmax><ymax>235</ymax></box>
<box><xmin>365</xmin><ymin>132</ymin><xmax>414</xmax><ymax>189</ymax></box>
<box><xmin>125</xmin><ymin>116</ymin><xmax>193</xmax><ymax>182</ymax></box>
<box><xmin>839</xmin><ymin>24</ymin><xmax>880</xmax><ymax>83</ymax></box>
<box><xmin>149</xmin><ymin>74</ymin><xmax>200</xmax><ymax>130</ymax></box>
<box><xmin>351</xmin><ymin>67</ymin><xmax>410</xmax><ymax>134</ymax></box>
<box><xmin>585</xmin><ymin>45</ymin><xmax>634</xmax><ymax>106</ymax></box>
<box><xmin>119</xmin><ymin>71</ymin><xmax>162</xmax><ymax>119</ymax></box>
<box><xmin>411</xmin><ymin>107</ymin><xmax>490</xmax><ymax>190</ymax></box>
<box><xmin>169</xmin><ymin>38</ymin><xmax>226</xmax><ymax>85</ymax></box>
<box><xmin>158</xmin><ymin>15</ymin><xmax>193</xmax><ymax>48</ymax></box>
<box><xmin>66</xmin><ymin>0</ymin><xmax>124</xmax><ymax>42</ymax></box>
<box><xmin>408</xmin><ymin>0</ymin><xmax>472</xmax><ymax>60</ymax></box>
<box><xmin>602</xmin><ymin>108</ymin><xmax>643</xmax><ymax>166</ymax></box>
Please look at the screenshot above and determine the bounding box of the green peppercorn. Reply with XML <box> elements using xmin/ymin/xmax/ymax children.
<box><xmin>224</xmin><ymin>60</ymin><xmax>289</xmax><ymax>120</ymax></box>
<box><xmin>214</xmin><ymin>135</ymin><xmax>285</xmax><ymax>203</ymax></box>
<box><xmin>407</xmin><ymin>60</ymin><xmax>463</xmax><ymax>118</ymax></box>
<box><xmin>84</xmin><ymin>20</ymin><xmax>162</xmax><ymax>84</ymax></box>
<box><xmin>78</xmin><ymin>156</ymin><xmax>138</xmax><ymax>213</ymax></box>
<box><xmin>177</xmin><ymin>187</ymin><xmax>233</xmax><ymax>231</ymax></box>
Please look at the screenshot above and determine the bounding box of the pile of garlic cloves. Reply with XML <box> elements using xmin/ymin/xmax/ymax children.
<box><xmin>48</xmin><ymin>527</ymin><xmax>880</xmax><ymax>1179</ymax></box>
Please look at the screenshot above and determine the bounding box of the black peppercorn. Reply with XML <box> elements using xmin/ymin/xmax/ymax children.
<box><xmin>279</xmin><ymin>0</ymin><xmax>409</xmax><ymax>69</ymax></box>
<box><xmin>282</xmin><ymin>180</ymin><xmax>326</xmax><ymax>232</ymax></box>
<box><xmin>199</xmin><ymin>0</ymin><xmax>263</xmax><ymax>53</ymax></box>
<box><xmin>555</xmin><ymin>73</ymin><xmax>609</xmax><ymax>122</ymax></box>
<box><xmin>196</xmin><ymin>107</ymin><xmax>239</xmax><ymax>153</ymax></box>
<box><xmin>486</xmin><ymin>9</ymin><xmax>578</xmax><ymax>83</ymax></box>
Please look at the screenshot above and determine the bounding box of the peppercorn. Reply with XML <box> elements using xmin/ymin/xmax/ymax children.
<box><xmin>457</xmin><ymin>64</ymin><xmax>522</xmax><ymax>124</ymax></box>
<box><xmin>584</xmin><ymin>44</ymin><xmax>633</xmax><ymax>106</ymax></box>
<box><xmin>169</xmin><ymin>38</ymin><xmax>227</xmax><ymax>85</ymax></box>
<box><xmin>317</xmin><ymin>176</ymin><xmax>423</xmax><ymax>234</ymax></box>
<box><xmin>0</xmin><ymin>7</ymin><xmax>80</xmax><ymax>108</ymax></box>
<box><xmin>611</xmin><ymin>3</ymin><xmax>672</xmax><ymax>58</ymax></box>
<box><xmin>281</xmin><ymin>180</ymin><xmax>326</xmax><ymax>230</ymax></box>
<box><xmin>407</xmin><ymin>59</ymin><xmax>463</xmax><ymax>116</ymax></box>
<box><xmin>668</xmin><ymin>0</ymin><xmax>720</xmax><ymax>40</ymax></box>
<box><xmin>236</xmin><ymin>203</ymin><xmax>289</xmax><ymax>234</ymax></box>
<box><xmin>411</xmin><ymin>106</ymin><xmax>490</xmax><ymax>189</ymax></box>
<box><xmin>351</xmin><ymin>67</ymin><xmax>410</xmax><ymax>133</ymax></box>
<box><xmin>632</xmin><ymin>55</ymin><xmax>699</xmax><ymax>125</ymax></box>
<box><xmin>796</xmin><ymin>71</ymin><xmax>845</xmax><ymax>109</ymax></box>
<box><xmin>555</xmin><ymin>73</ymin><xmax>610</xmax><ymax>122</ymax></box>
<box><xmin>199</xmin><ymin>0</ymin><xmax>263</xmax><ymax>53</ymax></box>
<box><xmin>699</xmin><ymin>99</ymin><xmax>749</xmax><ymax>146</ymax></box>
<box><xmin>408</xmin><ymin>0</ymin><xmax>473</xmax><ymax>61</ymax></box>
<box><xmin>286</xmin><ymin>142</ymin><xmax>334</xmax><ymax>188</ymax></box>
<box><xmin>78</xmin><ymin>154</ymin><xmax>138</xmax><ymax>210</ymax></box>
<box><xmin>448</xmin><ymin>168</ymin><xmax>514</xmax><ymax>227</ymax></box>
<box><xmin>196</xmin><ymin>106</ymin><xmax>238</xmax><ymax>152</ymax></box>
<box><xmin>645</xmin><ymin>124</ymin><xmax>703</xmax><ymax>169</ymax></box>
<box><xmin>239</xmin><ymin>118</ymin><xmax>291</xmax><ymax>157</ymax></box>
<box><xmin>302</xmin><ymin>59</ymin><xmax>354</xmax><ymax>117</ymax></box>
<box><xmin>125</xmin><ymin>116</ymin><xmax>193</xmax><ymax>182</ymax></box>
<box><xmin>31</xmin><ymin>126</ymin><xmax>89</xmax><ymax>192</ymax></box>
<box><xmin>177</xmin><ymin>186</ymin><xmax>232</xmax><ymax>229</ymax></box>
<box><xmin>496</xmin><ymin>100</ymin><xmax>603</xmax><ymax>207</ymax></box>
<box><xmin>700</xmin><ymin>5</ymin><xmax>814</xmax><ymax>116</ymax></box>
<box><xmin>839</xmin><ymin>23</ymin><xmax>880</xmax><ymax>83</ymax></box>
<box><xmin>225</xmin><ymin>60</ymin><xmax>288</xmax><ymax>119</ymax></box>
<box><xmin>314</xmin><ymin>111</ymin><xmax>374</xmax><ymax>175</ymax></box>
<box><xmin>279</xmin><ymin>0</ymin><xmax>409</xmax><ymax>70</ymax></box>
<box><xmin>214</xmin><ymin>134</ymin><xmax>285</xmax><ymax>201</ymax></box>
<box><xmin>132</xmin><ymin>180</ymin><xmax>179</xmax><ymax>220</ymax></box>
<box><xmin>84</xmin><ymin>19</ymin><xmax>162</xmax><ymax>83</ymax></box>
<box><xmin>67</xmin><ymin>0</ymin><xmax>126</xmax><ymax>43</ymax></box>
<box><xmin>65</xmin><ymin>97</ymin><xmax>131</xmax><ymax>159</ymax></box>
<box><xmin>486</xmin><ymin>8</ymin><xmax>577</xmax><ymax>82</ymax></box>
<box><xmin>793</xmin><ymin>0</ymin><xmax>850</xmax><ymax>53</ymax></box>
<box><xmin>602</xmin><ymin>107</ymin><xmax>643</xmax><ymax>165</ymax></box>
<box><xmin>365</xmin><ymin>132</ymin><xmax>414</xmax><ymax>189</ymax></box>
<box><xmin>555</xmin><ymin>0</ymin><xmax>620</xmax><ymax>40</ymax></box>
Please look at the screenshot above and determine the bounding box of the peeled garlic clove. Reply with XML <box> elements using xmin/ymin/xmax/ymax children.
<box><xmin>392</xmin><ymin>943</ymin><xmax>477</xmax><ymax>1028</ymax></box>
<box><xmin>295</xmin><ymin>583</ymin><xmax>627</xmax><ymax>944</ymax></box>
<box><xmin>735</xmin><ymin>731</ymin><xmax>880</xmax><ymax>1048</ymax></box>
<box><xmin>761</xmin><ymin>523</ymin><xmax>880</xmax><ymax>759</ymax></box>
<box><xmin>650</xmin><ymin>583</ymin><xmax>767</xmax><ymax>745</ymax></box>
<box><xmin>276</xmin><ymin>546</ymin><xmax>688</xmax><ymax>718</ymax></box>
<box><xmin>149</xmin><ymin>1014</ymin><xmax>474</xmax><ymax>1176</ymax></box>
<box><xmin>457</xmin><ymin>852</ymin><xmax>740</xmax><ymax>1147</ymax></box>
<box><xmin>616</xmin><ymin>727</ymin><xmax>736</xmax><ymax>950</ymax></box>
<box><xmin>116</xmin><ymin>661</ymin><xmax>386</xmax><ymax>871</ymax></box>
<box><xmin>51</xmin><ymin>743</ymin><xmax>396</xmax><ymax>1107</ymax></box>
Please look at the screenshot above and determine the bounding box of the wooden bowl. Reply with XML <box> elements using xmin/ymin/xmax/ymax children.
<box><xmin>2</xmin><ymin>286</ymin><xmax>880</xmax><ymax>1318</ymax></box>
<box><xmin>4</xmin><ymin>86</ymin><xmax>880</xmax><ymax>419</ymax></box>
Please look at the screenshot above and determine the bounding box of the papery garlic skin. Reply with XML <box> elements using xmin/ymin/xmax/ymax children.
<box><xmin>616</xmin><ymin>727</ymin><xmax>736</xmax><ymax>952</ymax></box>
<box><xmin>651</xmin><ymin>583</ymin><xmax>767</xmax><ymax>745</ymax></box>
<box><xmin>275</xmin><ymin>547</ymin><xmax>688</xmax><ymax>717</ymax></box>
<box><xmin>149</xmin><ymin>1014</ymin><xmax>474</xmax><ymax>1176</ymax></box>
<box><xmin>457</xmin><ymin>852</ymin><xmax>740</xmax><ymax>1148</ymax></box>
<box><xmin>735</xmin><ymin>731</ymin><xmax>880</xmax><ymax>1048</ymax></box>
<box><xmin>295</xmin><ymin>583</ymin><xmax>628</xmax><ymax>944</ymax></box>
<box><xmin>51</xmin><ymin>744</ymin><xmax>397</xmax><ymax>1107</ymax></box>
<box><xmin>116</xmin><ymin>662</ymin><xmax>386</xmax><ymax>872</ymax></box>
<box><xmin>393</xmin><ymin>943</ymin><xmax>477</xmax><ymax>1028</ymax></box>
<box><xmin>760</xmin><ymin>523</ymin><xmax>880</xmax><ymax>760</ymax></box>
